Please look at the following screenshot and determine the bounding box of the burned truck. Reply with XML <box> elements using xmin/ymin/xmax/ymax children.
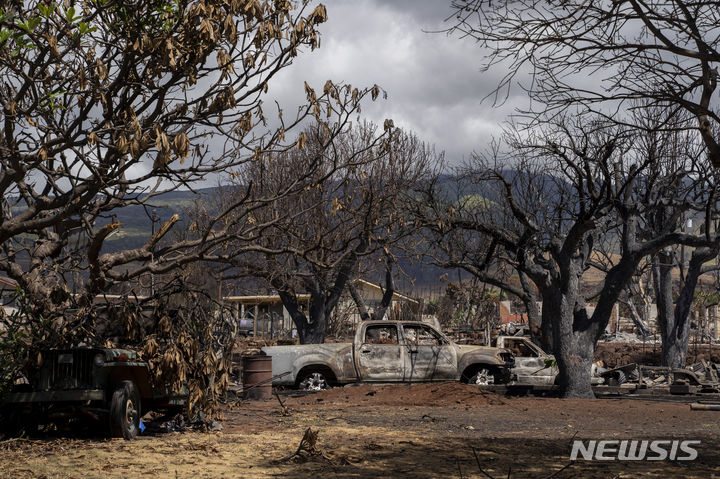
<box><xmin>0</xmin><ymin>347</ymin><xmax>185</xmax><ymax>440</ymax></box>
<box><xmin>263</xmin><ymin>320</ymin><xmax>515</xmax><ymax>390</ymax></box>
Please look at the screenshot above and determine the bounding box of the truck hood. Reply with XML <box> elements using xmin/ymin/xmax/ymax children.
<box><xmin>456</xmin><ymin>344</ymin><xmax>511</xmax><ymax>354</ymax></box>
<box><xmin>456</xmin><ymin>344</ymin><xmax>514</xmax><ymax>363</ymax></box>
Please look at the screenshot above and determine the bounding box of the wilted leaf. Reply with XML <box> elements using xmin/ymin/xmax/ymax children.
<box><xmin>96</xmin><ymin>58</ymin><xmax>108</xmax><ymax>81</ymax></box>
<box><xmin>173</xmin><ymin>132</ymin><xmax>189</xmax><ymax>160</ymax></box>
<box><xmin>310</xmin><ymin>4</ymin><xmax>327</xmax><ymax>24</ymax></box>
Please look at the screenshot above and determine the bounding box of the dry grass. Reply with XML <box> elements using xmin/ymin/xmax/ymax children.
<box><xmin>2</xmin><ymin>391</ymin><xmax>720</xmax><ymax>478</ymax></box>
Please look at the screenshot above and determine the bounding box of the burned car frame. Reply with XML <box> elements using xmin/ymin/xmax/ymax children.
<box><xmin>0</xmin><ymin>347</ymin><xmax>185</xmax><ymax>440</ymax></box>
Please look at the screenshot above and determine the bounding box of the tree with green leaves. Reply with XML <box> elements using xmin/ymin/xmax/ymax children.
<box><xmin>0</xmin><ymin>0</ymin><xmax>383</xmax><ymax>415</ymax></box>
<box><xmin>0</xmin><ymin>0</ymin><xmax>377</xmax><ymax>325</ymax></box>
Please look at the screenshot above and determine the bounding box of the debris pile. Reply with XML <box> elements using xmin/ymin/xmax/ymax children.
<box><xmin>599</xmin><ymin>360</ymin><xmax>720</xmax><ymax>394</ymax></box>
<box><xmin>594</xmin><ymin>342</ymin><xmax>720</xmax><ymax>368</ymax></box>
<box><xmin>143</xmin><ymin>412</ymin><xmax>223</xmax><ymax>435</ymax></box>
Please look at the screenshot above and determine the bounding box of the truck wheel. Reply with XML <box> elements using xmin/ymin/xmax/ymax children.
<box><xmin>298</xmin><ymin>371</ymin><xmax>330</xmax><ymax>391</ymax></box>
<box><xmin>110</xmin><ymin>381</ymin><xmax>140</xmax><ymax>440</ymax></box>
<box><xmin>0</xmin><ymin>411</ymin><xmax>37</xmax><ymax>438</ymax></box>
<box><xmin>468</xmin><ymin>367</ymin><xmax>495</xmax><ymax>386</ymax></box>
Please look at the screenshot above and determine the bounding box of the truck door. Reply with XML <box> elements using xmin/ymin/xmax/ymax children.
<box><xmin>401</xmin><ymin>324</ymin><xmax>457</xmax><ymax>381</ymax></box>
<box><xmin>356</xmin><ymin>324</ymin><xmax>405</xmax><ymax>381</ymax></box>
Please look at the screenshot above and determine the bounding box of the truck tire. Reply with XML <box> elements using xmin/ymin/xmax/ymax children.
<box><xmin>466</xmin><ymin>367</ymin><xmax>496</xmax><ymax>386</ymax></box>
<box><xmin>110</xmin><ymin>381</ymin><xmax>140</xmax><ymax>440</ymax></box>
<box><xmin>298</xmin><ymin>371</ymin><xmax>331</xmax><ymax>391</ymax></box>
<box><xmin>0</xmin><ymin>411</ymin><xmax>37</xmax><ymax>438</ymax></box>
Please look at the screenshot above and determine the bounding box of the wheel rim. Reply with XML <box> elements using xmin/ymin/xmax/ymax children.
<box><xmin>471</xmin><ymin>369</ymin><xmax>494</xmax><ymax>386</ymax></box>
<box><xmin>299</xmin><ymin>372</ymin><xmax>328</xmax><ymax>391</ymax></box>
<box><xmin>125</xmin><ymin>399</ymin><xmax>137</xmax><ymax>428</ymax></box>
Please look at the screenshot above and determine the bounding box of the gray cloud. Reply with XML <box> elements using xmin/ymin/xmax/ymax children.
<box><xmin>266</xmin><ymin>0</ymin><xmax>531</xmax><ymax>163</ymax></box>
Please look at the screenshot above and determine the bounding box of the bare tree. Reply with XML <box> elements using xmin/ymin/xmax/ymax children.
<box><xmin>449</xmin><ymin>0</ymin><xmax>720</xmax><ymax>167</ymax></box>
<box><xmin>412</xmin><ymin>145</ymin><xmax>551</xmax><ymax>344</ymax></box>
<box><xmin>591</xmin><ymin>113</ymin><xmax>720</xmax><ymax>367</ymax></box>
<box><xmin>648</xmin><ymin>198</ymin><xmax>720</xmax><ymax>368</ymax></box>
<box><xmin>652</xmin><ymin>246</ymin><xmax>720</xmax><ymax>366</ymax></box>
<box><xmin>416</xmin><ymin>112</ymin><xmax>720</xmax><ymax>397</ymax></box>
<box><xmin>415</xmin><ymin>175</ymin><xmax>546</xmax><ymax>347</ymax></box>
<box><xmin>224</xmin><ymin>122</ymin><xmax>435</xmax><ymax>343</ymax></box>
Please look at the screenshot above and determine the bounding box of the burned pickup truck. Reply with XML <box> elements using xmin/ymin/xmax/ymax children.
<box><xmin>263</xmin><ymin>320</ymin><xmax>515</xmax><ymax>390</ymax></box>
<box><xmin>0</xmin><ymin>347</ymin><xmax>185</xmax><ymax>440</ymax></box>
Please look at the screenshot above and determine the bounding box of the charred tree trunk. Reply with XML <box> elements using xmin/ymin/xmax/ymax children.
<box><xmin>347</xmin><ymin>281</ymin><xmax>371</xmax><ymax>321</ymax></box>
<box><xmin>549</xmin><ymin>298</ymin><xmax>605</xmax><ymax>398</ymax></box>
<box><xmin>653</xmin><ymin>248</ymin><xmax>717</xmax><ymax>368</ymax></box>
<box><xmin>539</xmin><ymin>298</ymin><xmax>554</xmax><ymax>353</ymax></box>
<box><xmin>519</xmin><ymin>272</ymin><xmax>544</xmax><ymax>348</ymax></box>
<box><xmin>278</xmin><ymin>290</ymin><xmax>329</xmax><ymax>345</ymax></box>
<box><xmin>348</xmin><ymin>258</ymin><xmax>395</xmax><ymax>321</ymax></box>
<box><xmin>549</xmin><ymin>243</ymin><xmax>636</xmax><ymax>398</ymax></box>
<box><xmin>544</xmin><ymin>279</ymin><xmax>597</xmax><ymax>399</ymax></box>
<box><xmin>303</xmin><ymin>293</ymin><xmax>330</xmax><ymax>344</ymax></box>
<box><xmin>276</xmin><ymin>241</ymin><xmax>365</xmax><ymax>344</ymax></box>
<box><xmin>372</xmin><ymin>262</ymin><xmax>395</xmax><ymax>321</ymax></box>
<box><xmin>278</xmin><ymin>290</ymin><xmax>311</xmax><ymax>344</ymax></box>
<box><xmin>653</xmin><ymin>251</ymin><xmax>685</xmax><ymax>368</ymax></box>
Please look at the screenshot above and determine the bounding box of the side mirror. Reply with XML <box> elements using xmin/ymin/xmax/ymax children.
<box><xmin>408</xmin><ymin>344</ymin><xmax>418</xmax><ymax>353</ymax></box>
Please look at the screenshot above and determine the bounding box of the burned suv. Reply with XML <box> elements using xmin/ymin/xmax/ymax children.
<box><xmin>1</xmin><ymin>347</ymin><xmax>185</xmax><ymax>440</ymax></box>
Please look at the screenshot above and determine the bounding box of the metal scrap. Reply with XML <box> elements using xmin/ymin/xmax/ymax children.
<box><xmin>599</xmin><ymin>361</ymin><xmax>720</xmax><ymax>393</ymax></box>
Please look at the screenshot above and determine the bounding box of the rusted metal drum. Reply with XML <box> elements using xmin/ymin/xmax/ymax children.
<box><xmin>242</xmin><ymin>354</ymin><xmax>273</xmax><ymax>400</ymax></box>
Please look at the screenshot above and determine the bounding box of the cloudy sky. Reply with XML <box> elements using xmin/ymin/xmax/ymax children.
<box><xmin>268</xmin><ymin>0</ymin><xmax>526</xmax><ymax>164</ymax></box>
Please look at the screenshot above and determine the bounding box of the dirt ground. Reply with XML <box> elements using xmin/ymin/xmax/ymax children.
<box><xmin>1</xmin><ymin>382</ymin><xmax>719</xmax><ymax>478</ymax></box>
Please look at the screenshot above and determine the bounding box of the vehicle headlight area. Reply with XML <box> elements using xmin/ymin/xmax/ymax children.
<box><xmin>93</xmin><ymin>353</ymin><xmax>105</xmax><ymax>367</ymax></box>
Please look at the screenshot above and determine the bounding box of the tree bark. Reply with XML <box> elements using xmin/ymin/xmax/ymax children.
<box><xmin>276</xmin><ymin>240</ymin><xmax>365</xmax><ymax>344</ymax></box>
<box><xmin>302</xmin><ymin>293</ymin><xmax>329</xmax><ymax>344</ymax></box>
<box><xmin>519</xmin><ymin>272</ymin><xmax>544</xmax><ymax>347</ymax></box>
<box><xmin>653</xmin><ymin>250</ymin><xmax>685</xmax><ymax>367</ymax></box>
<box><xmin>347</xmin><ymin>281</ymin><xmax>371</xmax><ymax>321</ymax></box>
<box><xmin>277</xmin><ymin>290</ymin><xmax>329</xmax><ymax>345</ymax></box>
<box><xmin>654</xmin><ymin>247</ymin><xmax>717</xmax><ymax>368</ymax></box>
<box><xmin>372</xmin><ymin>263</ymin><xmax>395</xmax><ymax>321</ymax></box>
<box><xmin>544</xmin><ymin>285</ymin><xmax>598</xmax><ymax>398</ymax></box>
<box><xmin>538</xmin><ymin>298</ymin><xmax>554</xmax><ymax>353</ymax></box>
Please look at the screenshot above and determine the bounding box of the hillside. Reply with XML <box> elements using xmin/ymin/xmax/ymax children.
<box><xmin>99</xmin><ymin>188</ymin><xmax>215</xmax><ymax>252</ymax></box>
